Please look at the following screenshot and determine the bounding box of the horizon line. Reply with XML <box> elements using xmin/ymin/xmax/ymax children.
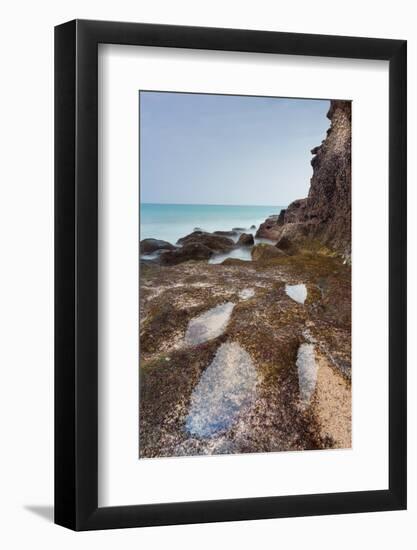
<box><xmin>140</xmin><ymin>202</ymin><xmax>287</xmax><ymax>208</ymax></box>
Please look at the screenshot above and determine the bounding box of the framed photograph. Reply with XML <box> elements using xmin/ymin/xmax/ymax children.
<box><xmin>55</xmin><ymin>20</ymin><xmax>406</xmax><ymax>530</ymax></box>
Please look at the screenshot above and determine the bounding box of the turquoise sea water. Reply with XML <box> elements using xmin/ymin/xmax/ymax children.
<box><xmin>140</xmin><ymin>203</ymin><xmax>284</xmax><ymax>245</ymax></box>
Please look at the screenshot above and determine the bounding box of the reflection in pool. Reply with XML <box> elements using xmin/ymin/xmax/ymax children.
<box><xmin>184</xmin><ymin>302</ymin><xmax>234</xmax><ymax>345</ymax></box>
<box><xmin>239</xmin><ymin>288</ymin><xmax>255</xmax><ymax>300</ymax></box>
<box><xmin>296</xmin><ymin>343</ymin><xmax>318</xmax><ymax>407</ymax></box>
<box><xmin>185</xmin><ymin>342</ymin><xmax>257</xmax><ymax>437</ymax></box>
<box><xmin>285</xmin><ymin>283</ymin><xmax>307</xmax><ymax>304</ymax></box>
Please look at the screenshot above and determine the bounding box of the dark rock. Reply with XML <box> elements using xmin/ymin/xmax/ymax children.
<box><xmin>213</xmin><ymin>230</ymin><xmax>238</xmax><ymax>237</ymax></box>
<box><xmin>251</xmin><ymin>243</ymin><xmax>287</xmax><ymax>261</ymax></box>
<box><xmin>277</xmin><ymin>209</ymin><xmax>286</xmax><ymax>226</ymax></box>
<box><xmin>159</xmin><ymin>243</ymin><xmax>213</xmax><ymax>265</ymax></box>
<box><xmin>232</xmin><ymin>227</ymin><xmax>246</xmax><ymax>232</ymax></box>
<box><xmin>276</xmin><ymin>236</ymin><xmax>299</xmax><ymax>255</ymax></box>
<box><xmin>250</xmin><ymin>225</ymin><xmax>256</xmax><ymax>230</ymax></box>
<box><xmin>177</xmin><ymin>231</ymin><xmax>234</xmax><ymax>252</ymax></box>
<box><xmin>237</xmin><ymin>233</ymin><xmax>255</xmax><ymax>246</ymax></box>
<box><xmin>140</xmin><ymin>238</ymin><xmax>176</xmax><ymax>255</ymax></box>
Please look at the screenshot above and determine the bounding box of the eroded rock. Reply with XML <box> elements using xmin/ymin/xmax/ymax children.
<box><xmin>237</xmin><ymin>233</ymin><xmax>255</xmax><ymax>246</ymax></box>
<box><xmin>251</xmin><ymin>243</ymin><xmax>286</xmax><ymax>261</ymax></box>
<box><xmin>159</xmin><ymin>243</ymin><xmax>213</xmax><ymax>265</ymax></box>
<box><xmin>177</xmin><ymin>231</ymin><xmax>235</xmax><ymax>252</ymax></box>
<box><xmin>140</xmin><ymin>238</ymin><xmax>176</xmax><ymax>254</ymax></box>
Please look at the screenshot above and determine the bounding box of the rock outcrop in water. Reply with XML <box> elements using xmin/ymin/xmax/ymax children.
<box><xmin>140</xmin><ymin>238</ymin><xmax>176</xmax><ymax>254</ymax></box>
<box><xmin>256</xmin><ymin>100</ymin><xmax>352</xmax><ymax>258</ymax></box>
<box><xmin>177</xmin><ymin>231</ymin><xmax>234</xmax><ymax>251</ymax></box>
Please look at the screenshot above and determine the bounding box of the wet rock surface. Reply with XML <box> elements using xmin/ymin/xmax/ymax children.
<box><xmin>139</xmin><ymin>250</ymin><xmax>351</xmax><ymax>458</ymax></box>
<box><xmin>140</xmin><ymin>238</ymin><xmax>176</xmax><ymax>254</ymax></box>
<box><xmin>237</xmin><ymin>233</ymin><xmax>255</xmax><ymax>246</ymax></box>
<box><xmin>177</xmin><ymin>231</ymin><xmax>235</xmax><ymax>252</ymax></box>
<box><xmin>185</xmin><ymin>342</ymin><xmax>258</xmax><ymax>437</ymax></box>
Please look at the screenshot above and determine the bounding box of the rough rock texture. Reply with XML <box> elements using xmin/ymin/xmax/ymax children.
<box><xmin>140</xmin><ymin>238</ymin><xmax>176</xmax><ymax>254</ymax></box>
<box><xmin>276</xmin><ymin>236</ymin><xmax>299</xmax><ymax>256</ymax></box>
<box><xmin>256</xmin><ymin>100</ymin><xmax>351</xmax><ymax>258</ymax></box>
<box><xmin>237</xmin><ymin>233</ymin><xmax>255</xmax><ymax>246</ymax></box>
<box><xmin>159</xmin><ymin>243</ymin><xmax>214</xmax><ymax>265</ymax></box>
<box><xmin>177</xmin><ymin>231</ymin><xmax>235</xmax><ymax>252</ymax></box>
<box><xmin>251</xmin><ymin>243</ymin><xmax>287</xmax><ymax>261</ymax></box>
<box><xmin>139</xmin><ymin>253</ymin><xmax>351</xmax><ymax>458</ymax></box>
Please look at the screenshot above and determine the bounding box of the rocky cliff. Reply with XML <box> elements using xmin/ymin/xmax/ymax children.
<box><xmin>256</xmin><ymin>100</ymin><xmax>352</xmax><ymax>258</ymax></box>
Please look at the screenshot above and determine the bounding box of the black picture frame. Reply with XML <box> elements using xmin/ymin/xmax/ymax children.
<box><xmin>55</xmin><ymin>19</ymin><xmax>407</xmax><ymax>531</ymax></box>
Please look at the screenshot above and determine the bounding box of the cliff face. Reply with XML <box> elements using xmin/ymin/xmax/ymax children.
<box><xmin>256</xmin><ymin>100</ymin><xmax>352</xmax><ymax>257</ymax></box>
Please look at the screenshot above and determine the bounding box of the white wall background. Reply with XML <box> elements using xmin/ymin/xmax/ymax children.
<box><xmin>0</xmin><ymin>1</ymin><xmax>415</xmax><ymax>548</ymax></box>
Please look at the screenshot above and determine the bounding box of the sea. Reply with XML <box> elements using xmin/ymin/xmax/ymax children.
<box><xmin>140</xmin><ymin>203</ymin><xmax>283</xmax><ymax>245</ymax></box>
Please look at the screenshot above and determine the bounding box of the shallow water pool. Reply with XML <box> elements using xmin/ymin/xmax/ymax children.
<box><xmin>285</xmin><ymin>283</ymin><xmax>307</xmax><ymax>304</ymax></box>
<box><xmin>184</xmin><ymin>302</ymin><xmax>234</xmax><ymax>345</ymax></box>
<box><xmin>185</xmin><ymin>342</ymin><xmax>257</xmax><ymax>437</ymax></box>
<box><xmin>296</xmin><ymin>343</ymin><xmax>318</xmax><ymax>407</ymax></box>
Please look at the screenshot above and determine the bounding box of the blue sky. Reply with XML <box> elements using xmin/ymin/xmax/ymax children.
<box><xmin>140</xmin><ymin>92</ymin><xmax>330</xmax><ymax>207</ymax></box>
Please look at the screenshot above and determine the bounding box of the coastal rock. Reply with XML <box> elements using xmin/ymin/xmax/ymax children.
<box><xmin>221</xmin><ymin>258</ymin><xmax>251</xmax><ymax>266</ymax></box>
<box><xmin>159</xmin><ymin>243</ymin><xmax>213</xmax><ymax>265</ymax></box>
<box><xmin>256</xmin><ymin>100</ymin><xmax>352</xmax><ymax>257</ymax></box>
<box><xmin>276</xmin><ymin>235</ymin><xmax>299</xmax><ymax>255</ymax></box>
<box><xmin>177</xmin><ymin>231</ymin><xmax>235</xmax><ymax>252</ymax></box>
<box><xmin>213</xmin><ymin>230</ymin><xmax>238</xmax><ymax>237</ymax></box>
<box><xmin>251</xmin><ymin>243</ymin><xmax>286</xmax><ymax>261</ymax></box>
<box><xmin>237</xmin><ymin>233</ymin><xmax>255</xmax><ymax>246</ymax></box>
<box><xmin>140</xmin><ymin>238</ymin><xmax>176</xmax><ymax>254</ymax></box>
<box><xmin>232</xmin><ymin>227</ymin><xmax>246</xmax><ymax>232</ymax></box>
<box><xmin>255</xmin><ymin>215</ymin><xmax>280</xmax><ymax>240</ymax></box>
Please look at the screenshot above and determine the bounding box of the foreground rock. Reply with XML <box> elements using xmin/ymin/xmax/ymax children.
<box><xmin>256</xmin><ymin>100</ymin><xmax>351</xmax><ymax>258</ymax></box>
<box><xmin>251</xmin><ymin>243</ymin><xmax>286</xmax><ymax>261</ymax></box>
<box><xmin>140</xmin><ymin>238</ymin><xmax>176</xmax><ymax>254</ymax></box>
<box><xmin>221</xmin><ymin>258</ymin><xmax>250</xmax><ymax>266</ymax></box>
<box><xmin>177</xmin><ymin>231</ymin><xmax>235</xmax><ymax>252</ymax></box>
<box><xmin>276</xmin><ymin>235</ymin><xmax>299</xmax><ymax>255</ymax></box>
<box><xmin>139</xmin><ymin>252</ymin><xmax>351</xmax><ymax>458</ymax></box>
<box><xmin>159</xmin><ymin>243</ymin><xmax>213</xmax><ymax>265</ymax></box>
<box><xmin>237</xmin><ymin>233</ymin><xmax>255</xmax><ymax>246</ymax></box>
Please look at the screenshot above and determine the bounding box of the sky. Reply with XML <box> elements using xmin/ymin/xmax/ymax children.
<box><xmin>139</xmin><ymin>91</ymin><xmax>330</xmax><ymax>207</ymax></box>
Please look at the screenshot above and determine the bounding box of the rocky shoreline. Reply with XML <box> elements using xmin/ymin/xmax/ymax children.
<box><xmin>139</xmin><ymin>99</ymin><xmax>352</xmax><ymax>458</ymax></box>
<box><xmin>139</xmin><ymin>226</ymin><xmax>351</xmax><ymax>457</ymax></box>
